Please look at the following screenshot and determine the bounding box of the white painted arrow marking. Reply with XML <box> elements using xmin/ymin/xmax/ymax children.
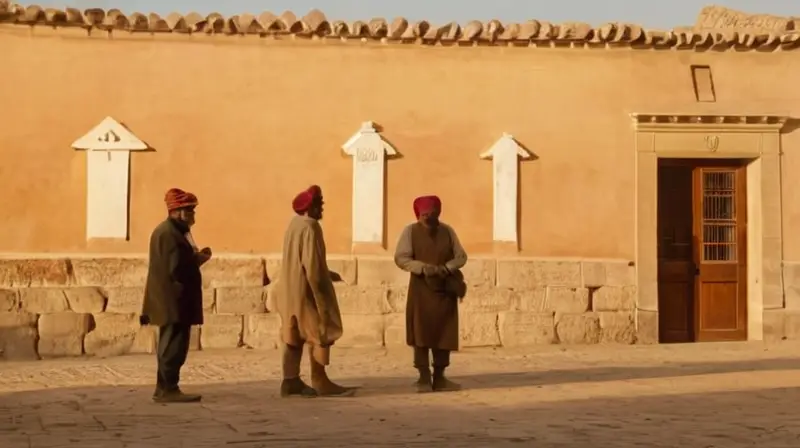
<box><xmin>342</xmin><ymin>121</ymin><xmax>397</xmax><ymax>247</ymax></box>
<box><xmin>72</xmin><ymin>117</ymin><xmax>149</xmax><ymax>240</ymax></box>
<box><xmin>480</xmin><ymin>133</ymin><xmax>531</xmax><ymax>246</ymax></box>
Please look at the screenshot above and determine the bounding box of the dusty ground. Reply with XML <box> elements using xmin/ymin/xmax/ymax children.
<box><xmin>1</xmin><ymin>342</ymin><xmax>800</xmax><ymax>447</ymax></box>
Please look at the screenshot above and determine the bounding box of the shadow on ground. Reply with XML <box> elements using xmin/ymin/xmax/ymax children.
<box><xmin>332</xmin><ymin>356</ymin><xmax>800</xmax><ymax>397</ymax></box>
<box><xmin>2</xmin><ymin>356</ymin><xmax>800</xmax><ymax>447</ymax></box>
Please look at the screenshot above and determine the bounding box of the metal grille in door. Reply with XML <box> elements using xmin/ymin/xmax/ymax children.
<box><xmin>701</xmin><ymin>169</ymin><xmax>737</xmax><ymax>262</ymax></box>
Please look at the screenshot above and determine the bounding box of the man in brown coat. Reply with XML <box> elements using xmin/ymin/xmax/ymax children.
<box><xmin>277</xmin><ymin>185</ymin><xmax>355</xmax><ymax>398</ymax></box>
<box><xmin>141</xmin><ymin>188</ymin><xmax>212</xmax><ymax>403</ymax></box>
<box><xmin>394</xmin><ymin>195</ymin><xmax>468</xmax><ymax>393</ymax></box>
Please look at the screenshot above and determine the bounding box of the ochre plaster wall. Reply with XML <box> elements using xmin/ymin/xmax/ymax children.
<box><xmin>781</xmin><ymin>128</ymin><xmax>800</xmax><ymax>261</ymax></box>
<box><xmin>1</xmin><ymin>26</ymin><xmax>799</xmax><ymax>259</ymax></box>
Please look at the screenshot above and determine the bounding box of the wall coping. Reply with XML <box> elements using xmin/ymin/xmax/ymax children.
<box><xmin>630</xmin><ymin>113</ymin><xmax>790</xmax><ymax>133</ymax></box>
<box><xmin>2</xmin><ymin>3</ymin><xmax>800</xmax><ymax>52</ymax></box>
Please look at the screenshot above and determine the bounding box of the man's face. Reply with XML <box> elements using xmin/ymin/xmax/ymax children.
<box><xmin>418</xmin><ymin>209</ymin><xmax>440</xmax><ymax>228</ymax></box>
<box><xmin>178</xmin><ymin>207</ymin><xmax>196</xmax><ymax>227</ymax></box>
<box><xmin>308</xmin><ymin>197</ymin><xmax>324</xmax><ymax>221</ymax></box>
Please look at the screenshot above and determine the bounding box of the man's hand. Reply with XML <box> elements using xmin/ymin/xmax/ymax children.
<box><xmin>196</xmin><ymin>247</ymin><xmax>212</xmax><ymax>266</ymax></box>
<box><xmin>422</xmin><ymin>264</ymin><xmax>438</xmax><ymax>277</ymax></box>
<box><xmin>422</xmin><ymin>264</ymin><xmax>449</xmax><ymax>277</ymax></box>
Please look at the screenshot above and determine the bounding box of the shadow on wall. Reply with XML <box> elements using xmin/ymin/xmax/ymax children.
<box><xmin>268</xmin><ymin>270</ymin><xmax>346</xmax><ymax>285</ymax></box>
<box><xmin>782</xmin><ymin>118</ymin><xmax>800</xmax><ymax>135</ymax></box>
<box><xmin>516</xmin><ymin>140</ymin><xmax>538</xmax><ymax>252</ymax></box>
<box><xmin>1</xmin><ymin>357</ymin><xmax>800</xmax><ymax>446</ymax></box>
<box><xmin>0</xmin><ymin>271</ymin><xmax>350</xmax><ymax>363</ymax></box>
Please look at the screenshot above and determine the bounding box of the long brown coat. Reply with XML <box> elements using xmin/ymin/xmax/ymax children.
<box><xmin>394</xmin><ymin>222</ymin><xmax>468</xmax><ymax>351</ymax></box>
<box><xmin>276</xmin><ymin>215</ymin><xmax>343</xmax><ymax>350</ymax></box>
<box><xmin>141</xmin><ymin>218</ymin><xmax>204</xmax><ymax>326</ymax></box>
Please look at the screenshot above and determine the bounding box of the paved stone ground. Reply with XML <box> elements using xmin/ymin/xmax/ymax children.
<box><xmin>1</xmin><ymin>342</ymin><xmax>800</xmax><ymax>447</ymax></box>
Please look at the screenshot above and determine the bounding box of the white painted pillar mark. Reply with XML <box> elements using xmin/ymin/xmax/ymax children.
<box><xmin>342</xmin><ymin>121</ymin><xmax>397</xmax><ymax>247</ymax></box>
<box><xmin>480</xmin><ymin>133</ymin><xmax>532</xmax><ymax>247</ymax></box>
<box><xmin>71</xmin><ymin>117</ymin><xmax>149</xmax><ymax>240</ymax></box>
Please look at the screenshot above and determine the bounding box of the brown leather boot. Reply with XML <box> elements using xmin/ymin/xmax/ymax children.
<box><xmin>280</xmin><ymin>377</ymin><xmax>317</xmax><ymax>398</ymax></box>
<box><xmin>310</xmin><ymin>360</ymin><xmax>357</xmax><ymax>397</ymax></box>
<box><xmin>432</xmin><ymin>368</ymin><xmax>461</xmax><ymax>392</ymax></box>
<box><xmin>414</xmin><ymin>367</ymin><xmax>432</xmax><ymax>393</ymax></box>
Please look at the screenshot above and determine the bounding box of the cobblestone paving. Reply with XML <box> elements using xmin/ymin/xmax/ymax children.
<box><xmin>2</xmin><ymin>342</ymin><xmax>800</xmax><ymax>447</ymax></box>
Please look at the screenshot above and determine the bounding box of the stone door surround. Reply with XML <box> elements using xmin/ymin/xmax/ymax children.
<box><xmin>632</xmin><ymin>113</ymin><xmax>788</xmax><ymax>342</ymax></box>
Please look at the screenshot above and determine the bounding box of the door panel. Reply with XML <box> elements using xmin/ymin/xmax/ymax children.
<box><xmin>693</xmin><ymin>165</ymin><xmax>747</xmax><ymax>342</ymax></box>
<box><xmin>657</xmin><ymin>164</ymin><xmax>694</xmax><ymax>343</ymax></box>
<box><xmin>698</xmin><ymin>282</ymin><xmax>738</xmax><ymax>329</ymax></box>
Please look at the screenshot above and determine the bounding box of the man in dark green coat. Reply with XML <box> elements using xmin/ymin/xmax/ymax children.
<box><xmin>141</xmin><ymin>188</ymin><xmax>212</xmax><ymax>403</ymax></box>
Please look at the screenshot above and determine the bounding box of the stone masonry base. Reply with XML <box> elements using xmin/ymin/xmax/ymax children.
<box><xmin>0</xmin><ymin>255</ymin><xmax>649</xmax><ymax>360</ymax></box>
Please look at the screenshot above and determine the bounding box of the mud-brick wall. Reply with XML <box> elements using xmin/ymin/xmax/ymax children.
<box><xmin>0</xmin><ymin>256</ymin><xmax>639</xmax><ymax>361</ymax></box>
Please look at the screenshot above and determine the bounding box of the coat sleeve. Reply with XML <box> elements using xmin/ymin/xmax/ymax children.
<box><xmin>444</xmin><ymin>224</ymin><xmax>468</xmax><ymax>272</ymax></box>
<box><xmin>394</xmin><ymin>224</ymin><xmax>427</xmax><ymax>275</ymax></box>
<box><xmin>299</xmin><ymin>223</ymin><xmax>335</xmax><ymax>340</ymax></box>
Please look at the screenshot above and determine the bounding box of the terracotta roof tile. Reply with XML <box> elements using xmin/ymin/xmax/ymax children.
<box><xmin>2</xmin><ymin>2</ymin><xmax>799</xmax><ymax>51</ymax></box>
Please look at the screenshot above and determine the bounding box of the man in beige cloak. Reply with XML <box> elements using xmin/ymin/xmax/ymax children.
<box><xmin>276</xmin><ymin>185</ymin><xmax>355</xmax><ymax>398</ymax></box>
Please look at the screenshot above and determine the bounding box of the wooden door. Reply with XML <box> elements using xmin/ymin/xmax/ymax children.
<box><xmin>693</xmin><ymin>164</ymin><xmax>748</xmax><ymax>341</ymax></box>
<box><xmin>657</xmin><ymin>163</ymin><xmax>695</xmax><ymax>343</ymax></box>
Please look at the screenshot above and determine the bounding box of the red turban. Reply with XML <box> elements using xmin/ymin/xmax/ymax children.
<box><xmin>165</xmin><ymin>188</ymin><xmax>198</xmax><ymax>211</ymax></box>
<box><xmin>413</xmin><ymin>195</ymin><xmax>441</xmax><ymax>218</ymax></box>
<box><xmin>292</xmin><ymin>185</ymin><xmax>322</xmax><ymax>215</ymax></box>
<box><xmin>307</xmin><ymin>185</ymin><xmax>322</xmax><ymax>197</ymax></box>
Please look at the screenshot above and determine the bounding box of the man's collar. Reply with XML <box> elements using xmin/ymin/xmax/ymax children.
<box><xmin>167</xmin><ymin>217</ymin><xmax>190</xmax><ymax>233</ymax></box>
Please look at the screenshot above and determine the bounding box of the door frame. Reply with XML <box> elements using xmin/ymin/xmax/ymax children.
<box><xmin>632</xmin><ymin>113</ymin><xmax>788</xmax><ymax>343</ymax></box>
<box><xmin>657</xmin><ymin>158</ymin><xmax>749</xmax><ymax>343</ymax></box>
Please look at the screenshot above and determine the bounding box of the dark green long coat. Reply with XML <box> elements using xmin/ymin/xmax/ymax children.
<box><xmin>141</xmin><ymin>218</ymin><xmax>204</xmax><ymax>326</ymax></box>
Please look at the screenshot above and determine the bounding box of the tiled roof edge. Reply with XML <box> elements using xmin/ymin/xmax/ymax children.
<box><xmin>2</xmin><ymin>3</ymin><xmax>799</xmax><ymax>51</ymax></box>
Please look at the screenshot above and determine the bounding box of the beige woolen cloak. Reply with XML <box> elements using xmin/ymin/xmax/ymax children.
<box><xmin>276</xmin><ymin>215</ymin><xmax>343</xmax><ymax>352</ymax></box>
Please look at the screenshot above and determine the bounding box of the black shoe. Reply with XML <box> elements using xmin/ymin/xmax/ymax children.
<box><xmin>414</xmin><ymin>368</ymin><xmax>432</xmax><ymax>393</ymax></box>
<box><xmin>153</xmin><ymin>388</ymin><xmax>202</xmax><ymax>403</ymax></box>
<box><xmin>432</xmin><ymin>370</ymin><xmax>462</xmax><ymax>392</ymax></box>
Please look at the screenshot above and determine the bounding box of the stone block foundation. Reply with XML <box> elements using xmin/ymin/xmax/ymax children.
<box><xmin>0</xmin><ymin>255</ymin><xmax>644</xmax><ymax>360</ymax></box>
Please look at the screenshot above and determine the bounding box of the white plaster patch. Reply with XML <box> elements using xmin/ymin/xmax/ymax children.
<box><xmin>480</xmin><ymin>133</ymin><xmax>531</xmax><ymax>246</ymax></box>
<box><xmin>85</xmin><ymin>151</ymin><xmax>130</xmax><ymax>239</ymax></box>
<box><xmin>72</xmin><ymin>117</ymin><xmax>149</xmax><ymax>240</ymax></box>
<box><xmin>342</xmin><ymin>121</ymin><xmax>397</xmax><ymax>247</ymax></box>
